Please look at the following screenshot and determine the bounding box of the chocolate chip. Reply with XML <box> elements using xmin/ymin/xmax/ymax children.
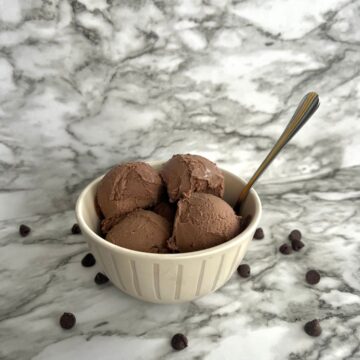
<box><xmin>279</xmin><ymin>243</ymin><xmax>292</xmax><ymax>255</ymax></box>
<box><xmin>19</xmin><ymin>224</ymin><xmax>31</xmax><ymax>237</ymax></box>
<box><xmin>59</xmin><ymin>312</ymin><xmax>76</xmax><ymax>330</ymax></box>
<box><xmin>254</xmin><ymin>227</ymin><xmax>264</xmax><ymax>240</ymax></box>
<box><xmin>289</xmin><ymin>229</ymin><xmax>301</xmax><ymax>241</ymax></box>
<box><xmin>71</xmin><ymin>223</ymin><xmax>81</xmax><ymax>234</ymax></box>
<box><xmin>304</xmin><ymin>319</ymin><xmax>322</xmax><ymax>337</ymax></box>
<box><xmin>306</xmin><ymin>270</ymin><xmax>320</xmax><ymax>285</ymax></box>
<box><xmin>237</xmin><ymin>264</ymin><xmax>250</xmax><ymax>278</ymax></box>
<box><xmin>95</xmin><ymin>272</ymin><xmax>109</xmax><ymax>285</ymax></box>
<box><xmin>81</xmin><ymin>253</ymin><xmax>96</xmax><ymax>267</ymax></box>
<box><xmin>291</xmin><ymin>239</ymin><xmax>305</xmax><ymax>251</ymax></box>
<box><xmin>171</xmin><ymin>333</ymin><xmax>188</xmax><ymax>351</ymax></box>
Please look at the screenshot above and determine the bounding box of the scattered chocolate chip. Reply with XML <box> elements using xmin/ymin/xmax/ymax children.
<box><xmin>306</xmin><ymin>270</ymin><xmax>321</xmax><ymax>285</ymax></box>
<box><xmin>71</xmin><ymin>223</ymin><xmax>81</xmax><ymax>235</ymax></box>
<box><xmin>237</xmin><ymin>264</ymin><xmax>251</xmax><ymax>278</ymax></box>
<box><xmin>254</xmin><ymin>227</ymin><xmax>264</xmax><ymax>240</ymax></box>
<box><xmin>81</xmin><ymin>253</ymin><xmax>96</xmax><ymax>267</ymax></box>
<box><xmin>19</xmin><ymin>224</ymin><xmax>31</xmax><ymax>237</ymax></box>
<box><xmin>95</xmin><ymin>272</ymin><xmax>109</xmax><ymax>285</ymax></box>
<box><xmin>171</xmin><ymin>333</ymin><xmax>188</xmax><ymax>351</ymax></box>
<box><xmin>59</xmin><ymin>312</ymin><xmax>76</xmax><ymax>330</ymax></box>
<box><xmin>279</xmin><ymin>243</ymin><xmax>292</xmax><ymax>255</ymax></box>
<box><xmin>291</xmin><ymin>239</ymin><xmax>305</xmax><ymax>251</ymax></box>
<box><xmin>289</xmin><ymin>229</ymin><xmax>302</xmax><ymax>242</ymax></box>
<box><xmin>304</xmin><ymin>319</ymin><xmax>322</xmax><ymax>337</ymax></box>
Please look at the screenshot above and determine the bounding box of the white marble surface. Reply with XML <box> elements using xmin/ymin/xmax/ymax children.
<box><xmin>1</xmin><ymin>0</ymin><xmax>360</xmax><ymax>359</ymax></box>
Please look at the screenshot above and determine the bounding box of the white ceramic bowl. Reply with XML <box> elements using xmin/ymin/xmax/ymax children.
<box><xmin>76</xmin><ymin>162</ymin><xmax>262</xmax><ymax>304</ymax></box>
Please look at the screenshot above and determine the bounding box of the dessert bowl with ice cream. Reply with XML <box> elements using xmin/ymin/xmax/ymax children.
<box><xmin>76</xmin><ymin>154</ymin><xmax>261</xmax><ymax>303</ymax></box>
<box><xmin>76</xmin><ymin>92</ymin><xmax>319</xmax><ymax>303</ymax></box>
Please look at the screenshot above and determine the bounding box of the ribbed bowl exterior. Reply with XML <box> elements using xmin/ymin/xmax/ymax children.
<box><xmin>86</xmin><ymin>231</ymin><xmax>253</xmax><ymax>303</ymax></box>
<box><xmin>76</xmin><ymin>162</ymin><xmax>261</xmax><ymax>304</ymax></box>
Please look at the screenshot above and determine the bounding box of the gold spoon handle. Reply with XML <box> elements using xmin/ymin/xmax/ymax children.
<box><xmin>235</xmin><ymin>92</ymin><xmax>320</xmax><ymax>212</ymax></box>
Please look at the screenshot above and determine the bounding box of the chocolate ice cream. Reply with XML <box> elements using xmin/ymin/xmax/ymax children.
<box><xmin>160</xmin><ymin>154</ymin><xmax>224</xmax><ymax>202</ymax></box>
<box><xmin>106</xmin><ymin>209</ymin><xmax>171</xmax><ymax>253</ymax></box>
<box><xmin>97</xmin><ymin>162</ymin><xmax>163</xmax><ymax>221</ymax></box>
<box><xmin>153</xmin><ymin>201</ymin><xmax>176</xmax><ymax>225</ymax></box>
<box><xmin>169</xmin><ymin>193</ymin><xmax>242</xmax><ymax>252</ymax></box>
<box><xmin>95</xmin><ymin>155</ymin><xmax>242</xmax><ymax>254</ymax></box>
<box><xmin>101</xmin><ymin>216</ymin><xmax>123</xmax><ymax>234</ymax></box>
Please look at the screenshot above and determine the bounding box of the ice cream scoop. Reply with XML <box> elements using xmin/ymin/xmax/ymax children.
<box><xmin>106</xmin><ymin>209</ymin><xmax>171</xmax><ymax>253</ymax></box>
<box><xmin>96</xmin><ymin>162</ymin><xmax>163</xmax><ymax>220</ymax></box>
<box><xmin>160</xmin><ymin>154</ymin><xmax>224</xmax><ymax>203</ymax></box>
<box><xmin>169</xmin><ymin>193</ymin><xmax>242</xmax><ymax>252</ymax></box>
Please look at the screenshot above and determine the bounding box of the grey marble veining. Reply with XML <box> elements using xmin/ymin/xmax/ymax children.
<box><xmin>0</xmin><ymin>0</ymin><xmax>360</xmax><ymax>359</ymax></box>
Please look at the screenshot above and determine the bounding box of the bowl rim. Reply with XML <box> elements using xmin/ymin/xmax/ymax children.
<box><xmin>76</xmin><ymin>161</ymin><xmax>262</xmax><ymax>260</ymax></box>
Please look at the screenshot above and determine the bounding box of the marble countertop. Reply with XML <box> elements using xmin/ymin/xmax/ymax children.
<box><xmin>1</xmin><ymin>0</ymin><xmax>360</xmax><ymax>359</ymax></box>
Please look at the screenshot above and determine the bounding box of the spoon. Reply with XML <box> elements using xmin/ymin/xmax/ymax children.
<box><xmin>234</xmin><ymin>92</ymin><xmax>320</xmax><ymax>213</ymax></box>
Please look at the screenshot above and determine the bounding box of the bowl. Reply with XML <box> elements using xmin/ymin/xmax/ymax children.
<box><xmin>76</xmin><ymin>161</ymin><xmax>262</xmax><ymax>304</ymax></box>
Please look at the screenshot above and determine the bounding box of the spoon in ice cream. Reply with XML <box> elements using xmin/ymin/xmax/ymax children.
<box><xmin>234</xmin><ymin>92</ymin><xmax>320</xmax><ymax>213</ymax></box>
